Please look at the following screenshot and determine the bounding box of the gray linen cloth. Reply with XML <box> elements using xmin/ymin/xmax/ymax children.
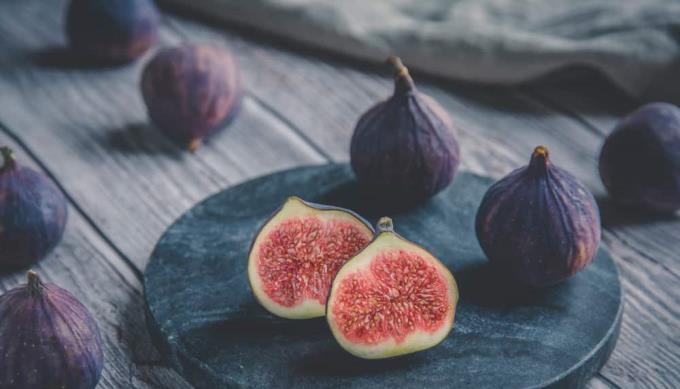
<box><xmin>162</xmin><ymin>0</ymin><xmax>680</xmax><ymax>101</ymax></box>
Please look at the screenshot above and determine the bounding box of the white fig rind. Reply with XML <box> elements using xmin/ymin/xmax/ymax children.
<box><xmin>247</xmin><ymin>196</ymin><xmax>373</xmax><ymax>319</ymax></box>
<box><xmin>326</xmin><ymin>226</ymin><xmax>458</xmax><ymax>359</ymax></box>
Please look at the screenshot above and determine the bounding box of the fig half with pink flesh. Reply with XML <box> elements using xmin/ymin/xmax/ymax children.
<box><xmin>327</xmin><ymin>217</ymin><xmax>458</xmax><ymax>359</ymax></box>
<box><xmin>248</xmin><ymin>197</ymin><xmax>373</xmax><ymax>319</ymax></box>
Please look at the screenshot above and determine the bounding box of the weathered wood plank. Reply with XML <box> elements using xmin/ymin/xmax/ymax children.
<box><xmin>0</xmin><ymin>0</ymin><xmax>325</xmax><ymax>269</ymax></box>
<box><xmin>523</xmin><ymin>68</ymin><xmax>638</xmax><ymax>134</ymax></box>
<box><xmin>163</xmin><ymin>12</ymin><xmax>520</xmax><ymax>177</ymax></box>
<box><xmin>589</xmin><ymin>375</ymin><xmax>619</xmax><ymax>389</ymax></box>
<box><xmin>0</xmin><ymin>133</ymin><xmax>190</xmax><ymax>388</ymax></box>
<box><xmin>523</xmin><ymin>81</ymin><xmax>680</xmax><ymax>389</ymax></box>
<box><xmin>164</xmin><ymin>14</ymin><xmax>604</xmax><ymax>190</ymax></box>
<box><xmin>439</xmin><ymin>77</ymin><xmax>680</xmax><ymax>389</ymax></box>
<box><xmin>0</xmin><ymin>0</ymin><xmax>677</xmax><ymax>388</ymax></box>
<box><xmin>0</xmin><ymin>1</ymin><xmax>324</xmax><ymax>387</ymax></box>
<box><xmin>163</xmin><ymin>13</ymin><xmax>680</xmax><ymax>389</ymax></box>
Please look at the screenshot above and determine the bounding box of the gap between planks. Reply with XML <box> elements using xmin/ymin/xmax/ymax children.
<box><xmin>162</xmin><ymin>13</ymin><xmax>668</xmax><ymax>389</ymax></box>
<box><xmin>0</xmin><ymin>132</ymin><xmax>190</xmax><ymax>388</ymax></box>
<box><xmin>521</xmin><ymin>89</ymin><xmax>680</xmax><ymax>283</ymax></box>
<box><xmin>161</xmin><ymin>12</ymin><xmax>334</xmax><ymax>163</ymax></box>
<box><xmin>246</xmin><ymin>92</ymin><xmax>334</xmax><ymax>162</ymax></box>
<box><xmin>592</xmin><ymin>374</ymin><xmax>623</xmax><ymax>389</ymax></box>
<box><xmin>1</xmin><ymin>2</ymin><xmax>673</xmax><ymax>387</ymax></box>
<box><xmin>0</xmin><ymin>119</ymin><xmax>143</xmax><ymax>281</ymax></box>
<box><xmin>0</xmin><ymin>94</ymin><xmax>327</xmax><ymax>282</ymax></box>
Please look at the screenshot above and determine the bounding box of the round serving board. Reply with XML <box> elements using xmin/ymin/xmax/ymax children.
<box><xmin>144</xmin><ymin>164</ymin><xmax>622</xmax><ymax>389</ymax></box>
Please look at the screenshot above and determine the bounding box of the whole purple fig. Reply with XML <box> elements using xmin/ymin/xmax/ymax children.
<box><xmin>141</xmin><ymin>45</ymin><xmax>243</xmax><ymax>151</ymax></box>
<box><xmin>0</xmin><ymin>271</ymin><xmax>104</xmax><ymax>389</ymax></box>
<box><xmin>350</xmin><ymin>56</ymin><xmax>460</xmax><ymax>208</ymax></box>
<box><xmin>599</xmin><ymin>102</ymin><xmax>680</xmax><ymax>212</ymax></box>
<box><xmin>66</xmin><ymin>0</ymin><xmax>160</xmax><ymax>63</ymax></box>
<box><xmin>475</xmin><ymin>146</ymin><xmax>601</xmax><ymax>287</ymax></box>
<box><xmin>0</xmin><ymin>147</ymin><xmax>68</xmax><ymax>269</ymax></box>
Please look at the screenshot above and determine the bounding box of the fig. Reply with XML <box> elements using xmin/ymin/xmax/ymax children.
<box><xmin>0</xmin><ymin>147</ymin><xmax>68</xmax><ymax>269</ymax></box>
<box><xmin>65</xmin><ymin>0</ymin><xmax>160</xmax><ymax>63</ymax></box>
<box><xmin>0</xmin><ymin>271</ymin><xmax>104</xmax><ymax>389</ymax></box>
<box><xmin>599</xmin><ymin>102</ymin><xmax>680</xmax><ymax>212</ymax></box>
<box><xmin>248</xmin><ymin>197</ymin><xmax>373</xmax><ymax>319</ymax></box>
<box><xmin>350</xmin><ymin>56</ymin><xmax>461</xmax><ymax>208</ymax></box>
<box><xmin>141</xmin><ymin>45</ymin><xmax>243</xmax><ymax>151</ymax></box>
<box><xmin>327</xmin><ymin>217</ymin><xmax>458</xmax><ymax>359</ymax></box>
<box><xmin>476</xmin><ymin>146</ymin><xmax>601</xmax><ymax>287</ymax></box>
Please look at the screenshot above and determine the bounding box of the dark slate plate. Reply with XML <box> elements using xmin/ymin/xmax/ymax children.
<box><xmin>144</xmin><ymin>164</ymin><xmax>622</xmax><ymax>389</ymax></box>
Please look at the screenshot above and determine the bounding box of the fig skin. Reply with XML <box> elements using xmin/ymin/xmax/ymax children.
<box><xmin>350</xmin><ymin>56</ymin><xmax>460</xmax><ymax>208</ymax></box>
<box><xmin>475</xmin><ymin>146</ymin><xmax>601</xmax><ymax>287</ymax></box>
<box><xmin>599</xmin><ymin>102</ymin><xmax>680</xmax><ymax>213</ymax></box>
<box><xmin>65</xmin><ymin>0</ymin><xmax>160</xmax><ymax>64</ymax></box>
<box><xmin>0</xmin><ymin>271</ymin><xmax>104</xmax><ymax>389</ymax></box>
<box><xmin>141</xmin><ymin>45</ymin><xmax>243</xmax><ymax>151</ymax></box>
<box><xmin>0</xmin><ymin>147</ymin><xmax>68</xmax><ymax>269</ymax></box>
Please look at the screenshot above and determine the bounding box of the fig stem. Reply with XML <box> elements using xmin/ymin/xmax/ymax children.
<box><xmin>27</xmin><ymin>271</ymin><xmax>44</xmax><ymax>297</ymax></box>
<box><xmin>386</xmin><ymin>56</ymin><xmax>415</xmax><ymax>93</ymax></box>
<box><xmin>533</xmin><ymin>145</ymin><xmax>549</xmax><ymax>159</ymax></box>
<box><xmin>387</xmin><ymin>56</ymin><xmax>409</xmax><ymax>78</ymax></box>
<box><xmin>0</xmin><ymin>146</ymin><xmax>16</xmax><ymax>172</ymax></box>
<box><xmin>376</xmin><ymin>217</ymin><xmax>395</xmax><ymax>233</ymax></box>
<box><xmin>188</xmin><ymin>138</ymin><xmax>202</xmax><ymax>153</ymax></box>
<box><xmin>529</xmin><ymin>145</ymin><xmax>550</xmax><ymax>174</ymax></box>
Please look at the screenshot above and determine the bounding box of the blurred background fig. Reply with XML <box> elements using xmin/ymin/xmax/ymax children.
<box><xmin>476</xmin><ymin>146</ymin><xmax>601</xmax><ymax>287</ymax></box>
<box><xmin>350</xmin><ymin>56</ymin><xmax>460</xmax><ymax>209</ymax></box>
<box><xmin>0</xmin><ymin>271</ymin><xmax>103</xmax><ymax>389</ymax></box>
<box><xmin>599</xmin><ymin>102</ymin><xmax>680</xmax><ymax>213</ymax></box>
<box><xmin>141</xmin><ymin>45</ymin><xmax>243</xmax><ymax>151</ymax></box>
<box><xmin>65</xmin><ymin>0</ymin><xmax>160</xmax><ymax>64</ymax></box>
<box><xmin>0</xmin><ymin>147</ymin><xmax>67</xmax><ymax>270</ymax></box>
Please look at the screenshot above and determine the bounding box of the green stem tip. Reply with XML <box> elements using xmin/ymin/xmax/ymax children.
<box><xmin>376</xmin><ymin>217</ymin><xmax>395</xmax><ymax>233</ymax></box>
<box><xmin>0</xmin><ymin>146</ymin><xmax>16</xmax><ymax>171</ymax></box>
<box><xmin>27</xmin><ymin>270</ymin><xmax>44</xmax><ymax>297</ymax></box>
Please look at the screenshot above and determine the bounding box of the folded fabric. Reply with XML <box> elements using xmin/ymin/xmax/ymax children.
<box><xmin>161</xmin><ymin>0</ymin><xmax>680</xmax><ymax>102</ymax></box>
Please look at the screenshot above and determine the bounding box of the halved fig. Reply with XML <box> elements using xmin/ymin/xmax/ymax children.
<box><xmin>327</xmin><ymin>217</ymin><xmax>458</xmax><ymax>359</ymax></box>
<box><xmin>248</xmin><ymin>197</ymin><xmax>374</xmax><ymax>319</ymax></box>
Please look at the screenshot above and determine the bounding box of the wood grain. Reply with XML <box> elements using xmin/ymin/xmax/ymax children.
<box><xmin>0</xmin><ymin>0</ymin><xmax>676</xmax><ymax>388</ymax></box>
<box><xmin>0</xmin><ymin>1</ymin><xmax>322</xmax><ymax>388</ymax></box>
<box><xmin>0</xmin><ymin>133</ymin><xmax>191</xmax><ymax>388</ymax></box>
<box><xmin>163</xmin><ymin>12</ymin><xmax>680</xmax><ymax>389</ymax></box>
<box><xmin>525</xmin><ymin>80</ymin><xmax>680</xmax><ymax>389</ymax></box>
<box><xmin>0</xmin><ymin>0</ymin><xmax>325</xmax><ymax>269</ymax></box>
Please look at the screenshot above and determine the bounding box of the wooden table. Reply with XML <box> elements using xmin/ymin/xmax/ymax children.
<box><xmin>0</xmin><ymin>1</ymin><xmax>677</xmax><ymax>388</ymax></box>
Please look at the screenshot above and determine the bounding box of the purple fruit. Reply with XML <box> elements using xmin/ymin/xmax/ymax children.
<box><xmin>350</xmin><ymin>56</ymin><xmax>460</xmax><ymax>208</ymax></box>
<box><xmin>599</xmin><ymin>102</ymin><xmax>680</xmax><ymax>212</ymax></box>
<box><xmin>0</xmin><ymin>271</ymin><xmax>104</xmax><ymax>389</ymax></box>
<box><xmin>476</xmin><ymin>146</ymin><xmax>601</xmax><ymax>287</ymax></box>
<box><xmin>141</xmin><ymin>45</ymin><xmax>243</xmax><ymax>151</ymax></box>
<box><xmin>0</xmin><ymin>147</ymin><xmax>68</xmax><ymax>269</ymax></box>
<box><xmin>66</xmin><ymin>0</ymin><xmax>160</xmax><ymax>63</ymax></box>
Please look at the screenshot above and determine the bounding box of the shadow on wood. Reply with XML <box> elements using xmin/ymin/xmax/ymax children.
<box><xmin>596</xmin><ymin>196</ymin><xmax>679</xmax><ymax>228</ymax></box>
<box><xmin>104</xmin><ymin>123</ymin><xmax>184</xmax><ymax>159</ymax></box>
<box><xmin>32</xmin><ymin>46</ymin><xmax>136</xmax><ymax>70</ymax></box>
